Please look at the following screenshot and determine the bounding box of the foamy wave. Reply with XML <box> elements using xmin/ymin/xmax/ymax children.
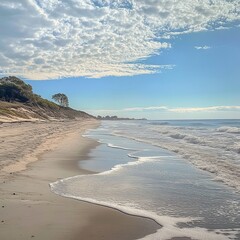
<box><xmin>169</xmin><ymin>133</ymin><xmax>204</xmax><ymax>145</ymax></box>
<box><xmin>107</xmin><ymin>143</ymin><xmax>137</xmax><ymax>151</ymax></box>
<box><xmin>153</xmin><ymin>127</ymin><xmax>207</xmax><ymax>146</ymax></box>
<box><xmin>99</xmin><ymin>156</ymin><xmax>164</xmax><ymax>175</ymax></box>
<box><xmin>148</xmin><ymin>121</ymin><xmax>170</xmax><ymax>126</ymax></box>
<box><xmin>217</xmin><ymin>126</ymin><xmax>240</xmax><ymax>134</ymax></box>
<box><xmin>168</xmin><ymin>133</ymin><xmax>186</xmax><ymax>139</ymax></box>
<box><xmin>226</xmin><ymin>143</ymin><xmax>240</xmax><ymax>154</ymax></box>
<box><xmin>50</xmin><ymin>180</ymin><xmax>235</xmax><ymax>240</ymax></box>
<box><xmin>184</xmin><ymin>135</ymin><xmax>204</xmax><ymax>144</ymax></box>
<box><xmin>114</xmin><ymin>133</ymin><xmax>240</xmax><ymax>192</ymax></box>
<box><xmin>232</xmin><ymin>144</ymin><xmax>240</xmax><ymax>154</ymax></box>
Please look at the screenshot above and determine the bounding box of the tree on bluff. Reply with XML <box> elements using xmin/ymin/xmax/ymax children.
<box><xmin>52</xmin><ymin>93</ymin><xmax>69</xmax><ymax>107</ymax></box>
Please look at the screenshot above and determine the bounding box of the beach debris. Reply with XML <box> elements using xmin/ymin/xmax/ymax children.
<box><xmin>2</xmin><ymin>205</ymin><xmax>4</xmax><ymax>208</ymax></box>
<box><xmin>12</xmin><ymin>192</ymin><xmax>16</xmax><ymax>195</ymax></box>
<box><xmin>31</xmin><ymin>235</ymin><xmax>35</xmax><ymax>238</ymax></box>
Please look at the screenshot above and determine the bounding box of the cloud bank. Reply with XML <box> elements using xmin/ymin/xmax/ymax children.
<box><xmin>91</xmin><ymin>105</ymin><xmax>240</xmax><ymax>113</ymax></box>
<box><xmin>0</xmin><ymin>0</ymin><xmax>239</xmax><ymax>79</ymax></box>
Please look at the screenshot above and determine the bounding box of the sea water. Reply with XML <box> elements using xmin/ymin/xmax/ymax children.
<box><xmin>50</xmin><ymin>120</ymin><xmax>240</xmax><ymax>240</ymax></box>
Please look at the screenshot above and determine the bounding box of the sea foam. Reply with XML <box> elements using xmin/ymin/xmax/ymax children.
<box><xmin>112</xmin><ymin>121</ymin><xmax>240</xmax><ymax>191</ymax></box>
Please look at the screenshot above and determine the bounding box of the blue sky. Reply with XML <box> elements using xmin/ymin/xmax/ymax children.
<box><xmin>1</xmin><ymin>0</ymin><xmax>240</xmax><ymax>119</ymax></box>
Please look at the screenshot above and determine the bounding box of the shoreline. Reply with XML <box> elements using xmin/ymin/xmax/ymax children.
<box><xmin>0</xmin><ymin>119</ymin><xmax>159</xmax><ymax>240</ymax></box>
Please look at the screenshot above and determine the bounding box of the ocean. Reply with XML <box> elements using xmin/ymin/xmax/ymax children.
<box><xmin>50</xmin><ymin>119</ymin><xmax>240</xmax><ymax>240</ymax></box>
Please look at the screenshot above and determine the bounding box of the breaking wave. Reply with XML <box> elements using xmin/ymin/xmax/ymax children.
<box><xmin>112</xmin><ymin>121</ymin><xmax>240</xmax><ymax>191</ymax></box>
<box><xmin>217</xmin><ymin>126</ymin><xmax>240</xmax><ymax>134</ymax></box>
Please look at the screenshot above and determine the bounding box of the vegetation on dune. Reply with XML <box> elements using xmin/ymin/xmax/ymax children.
<box><xmin>0</xmin><ymin>76</ymin><xmax>59</xmax><ymax>109</ymax></box>
<box><xmin>0</xmin><ymin>76</ymin><xmax>94</xmax><ymax>121</ymax></box>
<box><xmin>0</xmin><ymin>77</ymin><xmax>32</xmax><ymax>103</ymax></box>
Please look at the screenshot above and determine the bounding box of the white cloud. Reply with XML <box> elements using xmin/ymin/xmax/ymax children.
<box><xmin>195</xmin><ymin>45</ymin><xmax>211</xmax><ymax>50</ymax></box>
<box><xmin>123</xmin><ymin>106</ymin><xmax>168</xmax><ymax>111</ymax></box>
<box><xmin>169</xmin><ymin>106</ymin><xmax>240</xmax><ymax>113</ymax></box>
<box><xmin>91</xmin><ymin>105</ymin><xmax>240</xmax><ymax>114</ymax></box>
<box><xmin>0</xmin><ymin>0</ymin><xmax>239</xmax><ymax>79</ymax></box>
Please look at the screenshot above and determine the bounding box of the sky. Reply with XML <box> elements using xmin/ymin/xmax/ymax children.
<box><xmin>0</xmin><ymin>0</ymin><xmax>240</xmax><ymax>119</ymax></box>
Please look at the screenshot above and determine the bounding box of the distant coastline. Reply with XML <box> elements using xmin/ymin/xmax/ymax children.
<box><xmin>97</xmin><ymin>115</ymin><xmax>147</xmax><ymax>121</ymax></box>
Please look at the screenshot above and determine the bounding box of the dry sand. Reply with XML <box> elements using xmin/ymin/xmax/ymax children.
<box><xmin>0</xmin><ymin>119</ymin><xmax>159</xmax><ymax>240</ymax></box>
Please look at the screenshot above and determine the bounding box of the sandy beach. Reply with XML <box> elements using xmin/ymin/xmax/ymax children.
<box><xmin>0</xmin><ymin>119</ymin><xmax>159</xmax><ymax>240</ymax></box>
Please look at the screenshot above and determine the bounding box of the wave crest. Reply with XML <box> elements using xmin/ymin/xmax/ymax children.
<box><xmin>217</xmin><ymin>126</ymin><xmax>240</xmax><ymax>134</ymax></box>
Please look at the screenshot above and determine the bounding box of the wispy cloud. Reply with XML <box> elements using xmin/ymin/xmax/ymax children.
<box><xmin>90</xmin><ymin>105</ymin><xmax>240</xmax><ymax>114</ymax></box>
<box><xmin>0</xmin><ymin>0</ymin><xmax>239</xmax><ymax>79</ymax></box>
<box><xmin>194</xmin><ymin>45</ymin><xmax>211</xmax><ymax>50</ymax></box>
<box><xmin>123</xmin><ymin>106</ymin><xmax>168</xmax><ymax>111</ymax></box>
<box><xmin>169</xmin><ymin>106</ymin><xmax>240</xmax><ymax>113</ymax></box>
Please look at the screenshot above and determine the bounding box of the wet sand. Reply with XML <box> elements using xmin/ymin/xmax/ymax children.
<box><xmin>0</xmin><ymin>119</ymin><xmax>159</xmax><ymax>240</ymax></box>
